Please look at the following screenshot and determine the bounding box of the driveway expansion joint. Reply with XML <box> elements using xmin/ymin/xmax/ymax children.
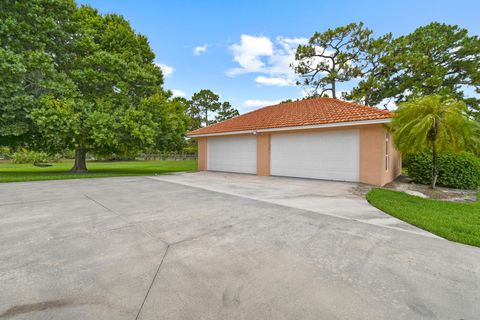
<box><xmin>83</xmin><ymin>193</ymin><xmax>170</xmax><ymax>245</ymax></box>
<box><xmin>134</xmin><ymin>245</ymin><xmax>170</xmax><ymax>320</ymax></box>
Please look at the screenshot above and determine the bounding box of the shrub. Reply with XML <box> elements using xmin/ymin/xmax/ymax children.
<box><xmin>11</xmin><ymin>149</ymin><xmax>61</xmax><ymax>164</ymax></box>
<box><xmin>61</xmin><ymin>149</ymin><xmax>76</xmax><ymax>160</ymax></box>
<box><xmin>93</xmin><ymin>153</ymin><xmax>136</xmax><ymax>161</ymax></box>
<box><xmin>183</xmin><ymin>146</ymin><xmax>197</xmax><ymax>154</ymax></box>
<box><xmin>405</xmin><ymin>152</ymin><xmax>480</xmax><ymax>189</ymax></box>
<box><xmin>0</xmin><ymin>146</ymin><xmax>12</xmax><ymax>160</ymax></box>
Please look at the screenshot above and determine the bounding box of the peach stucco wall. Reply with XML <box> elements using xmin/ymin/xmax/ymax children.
<box><xmin>359</xmin><ymin>125</ymin><xmax>399</xmax><ymax>186</ymax></box>
<box><xmin>385</xmin><ymin>135</ymin><xmax>402</xmax><ymax>185</ymax></box>
<box><xmin>197</xmin><ymin>137</ymin><xmax>207</xmax><ymax>171</ymax></box>
<box><xmin>359</xmin><ymin>126</ymin><xmax>383</xmax><ymax>185</ymax></box>
<box><xmin>195</xmin><ymin>124</ymin><xmax>401</xmax><ymax>186</ymax></box>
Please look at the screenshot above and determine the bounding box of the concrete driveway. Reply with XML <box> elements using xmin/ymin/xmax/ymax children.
<box><xmin>0</xmin><ymin>173</ymin><xmax>479</xmax><ymax>319</ymax></box>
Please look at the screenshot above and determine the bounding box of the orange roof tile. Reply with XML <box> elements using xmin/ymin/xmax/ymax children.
<box><xmin>188</xmin><ymin>97</ymin><xmax>392</xmax><ymax>136</ymax></box>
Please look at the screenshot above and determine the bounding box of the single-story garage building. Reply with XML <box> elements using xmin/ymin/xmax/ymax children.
<box><xmin>187</xmin><ymin>97</ymin><xmax>401</xmax><ymax>186</ymax></box>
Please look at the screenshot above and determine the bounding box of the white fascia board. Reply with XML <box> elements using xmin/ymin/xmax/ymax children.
<box><xmin>188</xmin><ymin>129</ymin><xmax>256</xmax><ymax>138</ymax></box>
<box><xmin>258</xmin><ymin>118</ymin><xmax>391</xmax><ymax>133</ymax></box>
<box><xmin>188</xmin><ymin>118</ymin><xmax>391</xmax><ymax>137</ymax></box>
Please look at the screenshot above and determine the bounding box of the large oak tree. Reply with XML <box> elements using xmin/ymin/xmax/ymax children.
<box><xmin>1</xmin><ymin>1</ymin><xmax>189</xmax><ymax>172</ymax></box>
<box><xmin>0</xmin><ymin>0</ymin><xmax>76</xmax><ymax>147</ymax></box>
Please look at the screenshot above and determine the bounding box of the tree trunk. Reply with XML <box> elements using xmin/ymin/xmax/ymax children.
<box><xmin>331</xmin><ymin>80</ymin><xmax>336</xmax><ymax>99</ymax></box>
<box><xmin>430</xmin><ymin>119</ymin><xmax>439</xmax><ymax>189</ymax></box>
<box><xmin>71</xmin><ymin>148</ymin><xmax>88</xmax><ymax>173</ymax></box>
<box><xmin>431</xmin><ymin>142</ymin><xmax>439</xmax><ymax>189</ymax></box>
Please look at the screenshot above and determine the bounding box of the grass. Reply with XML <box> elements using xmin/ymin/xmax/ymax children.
<box><xmin>0</xmin><ymin>160</ymin><xmax>197</xmax><ymax>183</ymax></box>
<box><xmin>367</xmin><ymin>188</ymin><xmax>480</xmax><ymax>247</ymax></box>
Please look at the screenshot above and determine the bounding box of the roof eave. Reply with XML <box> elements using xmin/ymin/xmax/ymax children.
<box><xmin>187</xmin><ymin>118</ymin><xmax>392</xmax><ymax>138</ymax></box>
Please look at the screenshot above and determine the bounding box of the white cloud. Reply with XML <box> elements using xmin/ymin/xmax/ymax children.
<box><xmin>226</xmin><ymin>35</ymin><xmax>274</xmax><ymax>76</ymax></box>
<box><xmin>156</xmin><ymin>63</ymin><xmax>175</xmax><ymax>77</ymax></box>
<box><xmin>255</xmin><ymin>76</ymin><xmax>292</xmax><ymax>86</ymax></box>
<box><xmin>226</xmin><ymin>35</ymin><xmax>308</xmax><ymax>86</ymax></box>
<box><xmin>243</xmin><ymin>99</ymin><xmax>281</xmax><ymax>110</ymax></box>
<box><xmin>171</xmin><ymin>89</ymin><xmax>186</xmax><ymax>98</ymax></box>
<box><xmin>193</xmin><ymin>44</ymin><xmax>208</xmax><ymax>56</ymax></box>
<box><xmin>277</xmin><ymin>37</ymin><xmax>309</xmax><ymax>48</ymax></box>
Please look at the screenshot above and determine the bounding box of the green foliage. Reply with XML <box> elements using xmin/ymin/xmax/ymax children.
<box><xmin>215</xmin><ymin>101</ymin><xmax>239</xmax><ymax>123</ymax></box>
<box><xmin>405</xmin><ymin>152</ymin><xmax>480</xmax><ymax>189</ymax></box>
<box><xmin>350</xmin><ymin>22</ymin><xmax>480</xmax><ymax>116</ymax></box>
<box><xmin>392</xmin><ymin>95</ymin><xmax>478</xmax><ymax>154</ymax></box>
<box><xmin>392</xmin><ymin>95</ymin><xmax>479</xmax><ymax>188</ymax></box>
<box><xmin>183</xmin><ymin>146</ymin><xmax>198</xmax><ymax>154</ymax></box>
<box><xmin>142</xmin><ymin>94</ymin><xmax>189</xmax><ymax>153</ymax></box>
<box><xmin>347</xmin><ymin>33</ymin><xmax>393</xmax><ymax>105</ymax></box>
<box><xmin>297</xmin><ymin>22</ymin><xmax>480</xmax><ymax>116</ymax></box>
<box><xmin>0</xmin><ymin>146</ymin><xmax>12</xmax><ymax>159</ymax></box>
<box><xmin>0</xmin><ymin>1</ymin><xmax>193</xmax><ymax>172</ymax></box>
<box><xmin>0</xmin><ymin>0</ymin><xmax>77</xmax><ymax>144</ymax></box>
<box><xmin>11</xmin><ymin>148</ymin><xmax>61</xmax><ymax>164</ymax></box>
<box><xmin>294</xmin><ymin>22</ymin><xmax>372</xmax><ymax>98</ymax></box>
<box><xmin>187</xmin><ymin>89</ymin><xmax>239</xmax><ymax>129</ymax></box>
<box><xmin>367</xmin><ymin>188</ymin><xmax>480</xmax><ymax>247</ymax></box>
<box><xmin>188</xmin><ymin>89</ymin><xmax>221</xmax><ymax>128</ymax></box>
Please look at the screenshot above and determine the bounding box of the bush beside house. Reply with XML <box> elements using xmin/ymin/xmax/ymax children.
<box><xmin>405</xmin><ymin>152</ymin><xmax>480</xmax><ymax>189</ymax></box>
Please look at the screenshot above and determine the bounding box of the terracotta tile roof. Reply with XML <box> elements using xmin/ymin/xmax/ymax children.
<box><xmin>188</xmin><ymin>97</ymin><xmax>392</xmax><ymax>136</ymax></box>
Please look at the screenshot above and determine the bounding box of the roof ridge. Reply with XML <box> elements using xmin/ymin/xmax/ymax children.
<box><xmin>192</xmin><ymin>99</ymin><xmax>291</xmax><ymax>133</ymax></box>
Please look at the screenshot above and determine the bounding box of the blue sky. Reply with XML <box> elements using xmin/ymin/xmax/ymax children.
<box><xmin>77</xmin><ymin>0</ymin><xmax>480</xmax><ymax>113</ymax></box>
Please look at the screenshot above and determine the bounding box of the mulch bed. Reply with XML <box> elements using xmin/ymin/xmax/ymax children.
<box><xmin>384</xmin><ymin>176</ymin><xmax>478</xmax><ymax>202</ymax></box>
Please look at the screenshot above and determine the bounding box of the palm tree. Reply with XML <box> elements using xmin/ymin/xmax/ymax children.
<box><xmin>392</xmin><ymin>95</ymin><xmax>479</xmax><ymax>188</ymax></box>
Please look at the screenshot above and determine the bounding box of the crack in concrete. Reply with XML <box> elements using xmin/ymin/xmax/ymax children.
<box><xmin>83</xmin><ymin>194</ymin><xmax>169</xmax><ymax>245</ymax></box>
<box><xmin>134</xmin><ymin>245</ymin><xmax>170</xmax><ymax>320</ymax></box>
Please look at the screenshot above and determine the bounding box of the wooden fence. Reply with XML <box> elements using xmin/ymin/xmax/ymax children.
<box><xmin>140</xmin><ymin>153</ymin><xmax>197</xmax><ymax>160</ymax></box>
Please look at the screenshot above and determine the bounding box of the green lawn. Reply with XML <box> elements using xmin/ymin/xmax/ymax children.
<box><xmin>0</xmin><ymin>160</ymin><xmax>197</xmax><ymax>183</ymax></box>
<box><xmin>367</xmin><ymin>188</ymin><xmax>480</xmax><ymax>247</ymax></box>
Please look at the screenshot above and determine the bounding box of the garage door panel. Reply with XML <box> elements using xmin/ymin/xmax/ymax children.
<box><xmin>270</xmin><ymin>130</ymin><xmax>359</xmax><ymax>182</ymax></box>
<box><xmin>208</xmin><ymin>136</ymin><xmax>256</xmax><ymax>174</ymax></box>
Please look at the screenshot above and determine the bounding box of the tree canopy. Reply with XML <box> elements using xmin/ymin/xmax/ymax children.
<box><xmin>295</xmin><ymin>22</ymin><xmax>480</xmax><ymax>118</ymax></box>
<box><xmin>391</xmin><ymin>95</ymin><xmax>479</xmax><ymax>188</ymax></box>
<box><xmin>0</xmin><ymin>0</ymin><xmax>77</xmax><ymax>146</ymax></box>
<box><xmin>293</xmin><ymin>22</ymin><xmax>372</xmax><ymax>99</ymax></box>
<box><xmin>353</xmin><ymin>22</ymin><xmax>480</xmax><ymax>115</ymax></box>
<box><xmin>215</xmin><ymin>101</ymin><xmax>239</xmax><ymax>123</ymax></box>
<box><xmin>187</xmin><ymin>89</ymin><xmax>239</xmax><ymax>130</ymax></box>
<box><xmin>0</xmin><ymin>0</ymin><xmax>189</xmax><ymax>172</ymax></box>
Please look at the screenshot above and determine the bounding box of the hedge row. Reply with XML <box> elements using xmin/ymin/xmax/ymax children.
<box><xmin>405</xmin><ymin>152</ymin><xmax>480</xmax><ymax>189</ymax></box>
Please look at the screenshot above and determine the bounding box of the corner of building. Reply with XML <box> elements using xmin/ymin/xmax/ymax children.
<box><xmin>359</xmin><ymin>124</ymin><xmax>401</xmax><ymax>186</ymax></box>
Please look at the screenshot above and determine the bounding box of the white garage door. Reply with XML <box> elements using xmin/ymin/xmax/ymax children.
<box><xmin>208</xmin><ymin>136</ymin><xmax>257</xmax><ymax>174</ymax></box>
<box><xmin>270</xmin><ymin>130</ymin><xmax>359</xmax><ymax>182</ymax></box>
